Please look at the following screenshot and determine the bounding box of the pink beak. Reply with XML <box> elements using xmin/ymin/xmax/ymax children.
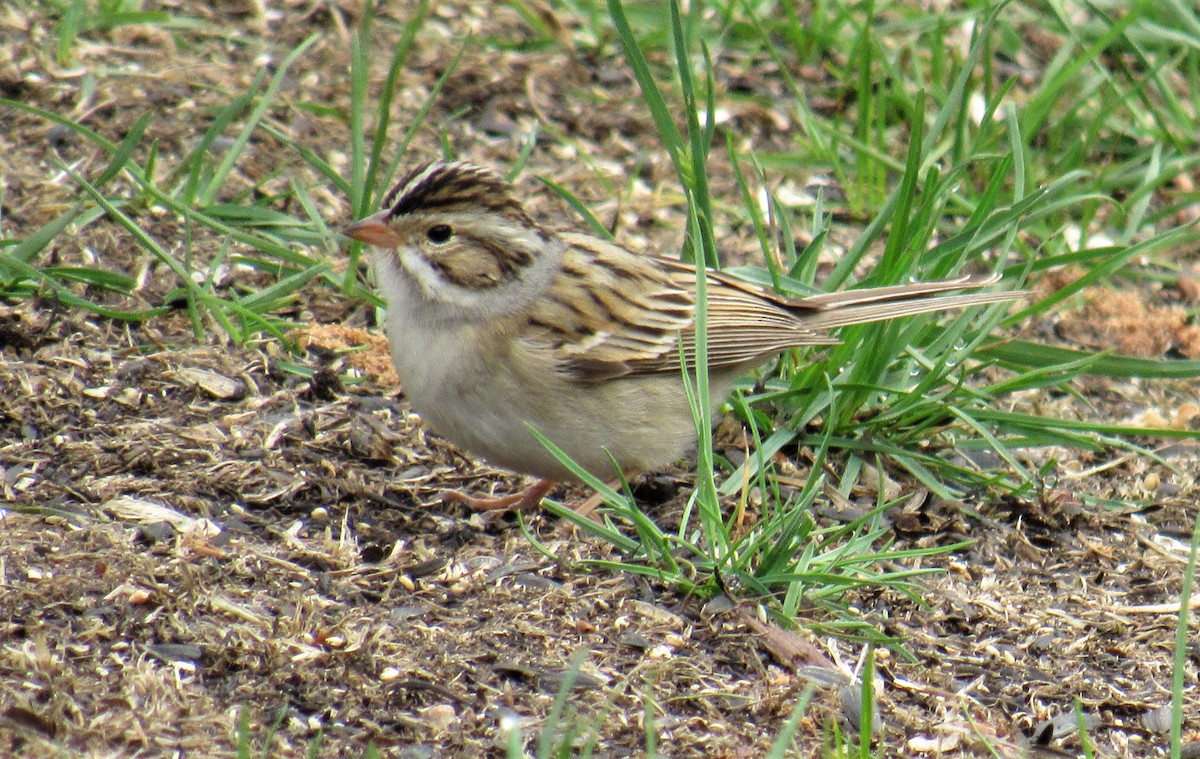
<box><xmin>344</xmin><ymin>212</ymin><xmax>401</xmax><ymax>247</ymax></box>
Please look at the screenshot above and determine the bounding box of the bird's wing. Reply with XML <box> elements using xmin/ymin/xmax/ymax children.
<box><xmin>522</xmin><ymin>236</ymin><xmax>1018</xmax><ymax>382</ymax></box>
<box><xmin>523</xmin><ymin>237</ymin><xmax>830</xmax><ymax>381</ymax></box>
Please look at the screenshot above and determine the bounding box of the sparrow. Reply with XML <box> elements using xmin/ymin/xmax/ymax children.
<box><xmin>344</xmin><ymin>160</ymin><xmax>1020</xmax><ymax>512</ymax></box>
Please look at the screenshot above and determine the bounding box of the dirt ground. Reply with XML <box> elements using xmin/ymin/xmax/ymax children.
<box><xmin>1</xmin><ymin>2</ymin><xmax>1197</xmax><ymax>757</ymax></box>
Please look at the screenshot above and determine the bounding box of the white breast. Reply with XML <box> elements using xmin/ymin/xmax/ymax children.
<box><xmin>375</xmin><ymin>252</ymin><xmax>722</xmax><ymax>483</ymax></box>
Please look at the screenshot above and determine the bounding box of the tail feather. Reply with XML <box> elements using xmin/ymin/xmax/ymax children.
<box><xmin>794</xmin><ymin>273</ymin><xmax>1003</xmax><ymax>310</ymax></box>
<box><xmin>799</xmin><ymin>290</ymin><xmax>1021</xmax><ymax>330</ymax></box>
<box><xmin>787</xmin><ymin>273</ymin><xmax>1022</xmax><ymax>330</ymax></box>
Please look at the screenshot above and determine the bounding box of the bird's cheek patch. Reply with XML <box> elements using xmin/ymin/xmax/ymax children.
<box><xmin>435</xmin><ymin>239</ymin><xmax>528</xmax><ymax>290</ymax></box>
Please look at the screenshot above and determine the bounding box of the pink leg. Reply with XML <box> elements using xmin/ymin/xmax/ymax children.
<box><xmin>440</xmin><ymin>478</ymin><xmax>557</xmax><ymax>513</ymax></box>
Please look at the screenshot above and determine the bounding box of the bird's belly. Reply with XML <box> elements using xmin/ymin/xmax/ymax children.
<box><xmin>386</xmin><ymin>323</ymin><xmax>710</xmax><ymax>481</ymax></box>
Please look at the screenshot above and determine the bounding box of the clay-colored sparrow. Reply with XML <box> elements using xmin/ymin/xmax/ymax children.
<box><xmin>345</xmin><ymin>161</ymin><xmax>1020</xmax><ymax>511</ymax></box>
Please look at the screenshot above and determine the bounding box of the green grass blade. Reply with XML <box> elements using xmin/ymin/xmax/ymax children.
<box><xmin>981</xmin><ymin>340</ymin><xmax>1200</xmax><ymax>380</ymax></box>
<box><xmin>198</xmin><ymin>34</ymin><xmax>320</xmax><ymax>207</ymax></box>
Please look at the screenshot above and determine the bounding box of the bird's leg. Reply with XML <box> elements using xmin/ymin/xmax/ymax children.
<box><xmin>440</xmin><ymin>478</ymin><xmax>557</xmax><ymax>512</ymax></box>
<box><xmin>572</xmin><ymin>490</ymin><xmax>609</xmax><ymax>520</ymax></box>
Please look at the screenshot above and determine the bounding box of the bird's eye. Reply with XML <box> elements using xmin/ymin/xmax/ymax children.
<box><xmin>426</xmin><ymin>224</ymin><xmax>453</xmax><ymax>244</ymax></box>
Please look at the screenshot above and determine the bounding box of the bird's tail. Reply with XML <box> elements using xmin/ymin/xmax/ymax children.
<box><xmin>791</xmin><ymin>273</ymin><xmax>1023</xmax><ymax>329</ymax></box>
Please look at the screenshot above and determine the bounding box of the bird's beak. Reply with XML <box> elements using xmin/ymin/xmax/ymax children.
<box><xmin>343</xmin><ymin>213</ymin><xmax>401</xmax><ymax>248</ymax></box>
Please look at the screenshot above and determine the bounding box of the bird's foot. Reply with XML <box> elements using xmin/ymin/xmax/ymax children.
<box><xmin>439</xmin><ymin>478</ymin><xmax>557</xmax><ymax>513</ymax></box>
